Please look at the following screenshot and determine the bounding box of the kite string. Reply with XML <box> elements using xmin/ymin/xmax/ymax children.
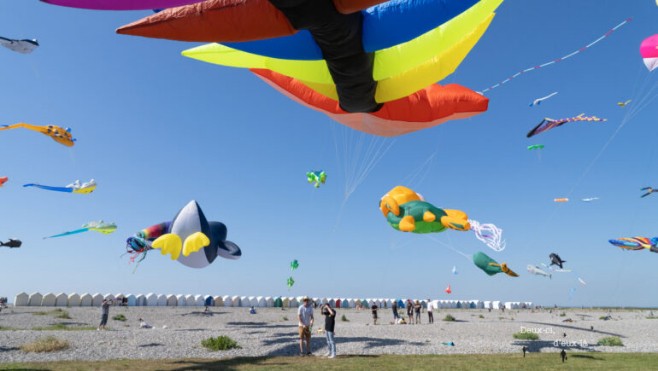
<box><xmin>479</xmin><ymin>17</ymin><xmax>632</xmax><ymax>94</ymax></box>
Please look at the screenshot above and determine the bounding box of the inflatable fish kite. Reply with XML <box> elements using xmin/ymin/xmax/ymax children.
<box><xmin>44</xmin><ymin>220</ymin><xmax>117</xmax><ymax>239</ymax></box>
<box><xmin>24</xmin><ymin>179</ymin><xmax>96</xmax><ymax>194</ymax></box>
<box><xmin>307</xmin><ymin>171</ymin><xmax>326</xmax><ymax>188</ymax></box>
<box><xmin>0</xmin><ymin>239</ymin><xmax>22</xmax><ymax>248</ymax></box>
<box><xmin>117</xmin><ymin>0</ymin><xmax>503</xmax><ymax>136</ymax></box>
<box><xmin>549</xmin><ymin>253</ymin><xmax>566</xmax><ymax>269</ymax></box>
<box><xmin>473</xmin><ymin>251</ymin><xmax>518</xmax><ymax>277</ymax></box>
<box><xmin>0</xmin><ymin>123</ymin><xmax>75</xmax><ymax>147</ymax></box>
<box><xmin>0</xmin><ymin>36</ymin><xmax>38</xmax><ymax>54</ymax></box>
<box><xmin>527</xmin><ymin>264</ymin><xmax>551</xmax><ymax>279</ymax></box>
<box><xmin>380</xmin><ymin>186</ymin><xmax>469</xmax><ymax>233</ymax></box>
<box><xmin>126</xmin><ymin>200</ymin><xmax>241</xmax><ymax>268</ymax></box>
<box><xmin>527</xmin><ymin>114</ymin><xmax>606</xmax><ymax>138</ymax></box>
<box><xmin>609</xmin><ymin>237</ymin><xmax>658</xmax><ymax>253</ymax></box>
<box><xmin>40</xmin><ymin>0</ymin><xmax>203</xmax><ymax>10</ymax></box>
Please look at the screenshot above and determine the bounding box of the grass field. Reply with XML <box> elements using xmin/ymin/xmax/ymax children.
<box><xmin>3</xmin><ymin>353</ymin><xmax>658</xmax><ymax>370</ymax></box>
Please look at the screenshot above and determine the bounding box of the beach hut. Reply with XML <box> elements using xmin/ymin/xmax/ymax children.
<box><xmin>256</xmin><ymin>296</ymin><xmax>266</xmax><ymax>307</ymax></box>
<box><xmin>213</xmin><ymin>296</ymin><xmax>223</xmax><ymax>307</ymax></box>
<box><xmin>157</xmin><ymin>294</ymin><xmax>167</xmax><ymax>306</ymax></box>
<box><xmin>335</xmin><ymin>299</ymin><xmax>342</xmax><ymax>308</ymax></box>
<box><xmin>360</xmin><ymin>299</ymin><xmax>368</xmax><ymax>308</ymax></box>
<box><xmin>41</xmin><ymin>293</ymin><xmax>56</xmax><ymax>306</ymax></box>
<box><xmin>184</xmin><ymin>294</ymin><xmax>195</xmax><ymax>306</ymax></box>
<box><xmin>274</xmin><ymin>297</ymin><xmax>283</xmax><ymax>308</ymax></box>
<box><xmin>68</xmin><ymin>293</ymin><xmax>81</xmax><ymax>307</ymax></box>
<box><xmin>264</xmin><ymin>297</ymin><xmax>273</xmax><ymax>307</ymax></box>
<box><xmin>126</xmin><ymin>294</ymin><xmax>136</xmax><ymax>306</ymax></box>
<box><xmin>115</xmin><ymin>294</ymin><xmax>126</xmax><ymax>305</ymax></box>
<box><xmin>166</xmin><ymin>294</ymin><xmax>178</xmax><ymax>306</ymax></box>
<box><xmin>28</xmin><ymin>292</ymin><xmax>43</xmax><ymax>307</ymax></box>
<box><xmin>54</xmin><ymin>293</ymin><xmax>67</xmax><ymax>307</ymax></box>
<box><xmin>146</xmin><ymin>293</ymin><xmax>158</xmax><ymax>306</ymax></box>
<box><xmin>346</xmin><ymin>299</ymin><xmax>355</xmax><ymax>308</ymax></box>
<box><xmin>231</xmin><ymin>296</ymin><xmax>241</xmax><ymax>307</ymax></box>
<box><xmin>247</xmin><ymin>296</ymin><xmax>256</xmax><ymax>307</ymax></box>
<box><xmin>282</xmin><ymin>297</ymin><xmax>289</xmax><ymax>308</ymax></box>
<box><xmin>103</xmin><ymin>294</ymin><xmax>116</xmax><ymax>305</ymax></box>
<box><xmin>320</xmin><ymin>298</ymin><xmax>328</xmax><ymax>305</ymax></box>
<box><xmin>341</xmin><ymin>299</ymin><xmax>350</xmax><ymax>309</ymax></box>
<box><xmin>14</xmin><ymin>292</ymin><xmax>28</xmax><ymax>306</ymax></box>
<box><xmin>79</xmin><ymin>293</ymin><xmax>92</xmax><ymax>306</ymax></box>
<box><xmin>328</xmin><ymin>298</ymin><xmax>336</xmax><ymax>308</ymax></box>
<box><xmin>289</xmin><ymin>297</ymin><xmax>299</xmax><ymax>308</ymax></box>
<box><xmin>136</xmin><ymin>294</ymin><xmax>146</xmax><ymax>306</ymax></box>
<box><xmin>176</xmin><ymin>294</ymin><xmax>187</xmax><ymax>306</ymax></box>
<box><xmin>222</xmin><ymin>295</ymin><xmax>232</xmax><ymax>307</ymax></box>
<box><xmin>193</xmin><ymin>295</ymin><xmax>205</xmax><ymax>306</ymax></box>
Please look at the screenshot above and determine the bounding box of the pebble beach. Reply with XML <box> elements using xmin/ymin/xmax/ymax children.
<box><xmin>1</xmin><ymin>306</ymin><xmax>656</xmax><ymax>363</ymax></box>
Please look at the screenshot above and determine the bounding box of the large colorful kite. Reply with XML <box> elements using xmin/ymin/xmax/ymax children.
<box><xmin>40</xmin><ymin>0</ymin><xmax>203</xmax><ymax>10</ymax></box>
<box><xmin>0</xmin><ymin>36</ymin><xmax>39</xmax><ymax>54</ymax></box>
<box><xmin>126</xmin><ymin>200</ymin><xmax>241</xmax><ymax>268</ymax></box>
<box><xmin>527</xmin><ymin>114</ymin><xmax>606</xmax><ymax>138</ymax></box>
<box><xmin>0</xmin><ymin>123</ymin><xmax>75</xmax><ymax>147</ymax></box>
<box><xmin>116</xmin><ymin>0</ymin><xmax>502</xmax><ymax>136</ymax></box>
<box><xmin>24</xmin><ymin>179</ymin><xmax>96</xmax><ymax>194</ymax></box>
<box><xmin>44</xmin><ymin>221</ymin><xmax>117</xmax><ymax>239</ymax></box>
<box><xmin>380</xmin><ymin>186</ymin><xmax>469</xmax><ymax>233</ymax></box>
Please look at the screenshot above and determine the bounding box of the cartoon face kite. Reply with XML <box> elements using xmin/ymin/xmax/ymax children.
<box><xmin>126</xmin><ymin>200</ymin><xmax>241</xmax><ymax>268</ymax></box>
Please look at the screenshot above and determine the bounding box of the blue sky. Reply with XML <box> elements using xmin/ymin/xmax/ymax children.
<box><xmin>1</xmin><ymin>1</ymin><xmax>657</xmax><ymax>307</ymax></box>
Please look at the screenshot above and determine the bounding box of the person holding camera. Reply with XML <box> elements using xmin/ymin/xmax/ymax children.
<box><xmin>321</xmin><ymin>303</ymin><xmax>337</xmax><ymax>358</ymax></box>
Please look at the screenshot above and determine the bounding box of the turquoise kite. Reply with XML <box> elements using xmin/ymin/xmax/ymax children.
<box><xmin>44</xmin><ymin>220</ymin><xmax>117</xmax><ymax>239</ymax></box>
<box><xmin>307</xmin><ymin>171</ymin><xmax>326</xmax><ymax>188</ymax></box>
<box><xmin>472</xmin><ymin>251</ymin><xmax>518</xmax><ymax>277</ymax></box>
<box><xmin>24</xmin><ymin>179</ymin><xmax>96</xmax><ymax>194</ymax></box>
<box><xmin>290</xmin><ymin>259</ymin><xmax>299</xmax><ymax>271</ymax></box>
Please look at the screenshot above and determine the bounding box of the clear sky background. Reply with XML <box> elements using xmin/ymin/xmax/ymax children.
<box><xmin>1</xmin><ymin>1</ymin><xmax>657</xmax><ymax>307</ymax></box>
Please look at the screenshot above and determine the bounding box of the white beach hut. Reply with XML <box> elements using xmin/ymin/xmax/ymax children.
<box><xmin>264</xmin><ymin>297</ymin><xmax>273</xmax><ymax>307</ymax></box>
<box><xmin>166</xmin><ymin>294</ymin><xmax>178</xmax><ymax>306</ymax></box>
<box><xmin>240</xmin><ymin>296</ymin><xmax>250</xmax><ymax>307</ymax></box>
<box><xmin>146</xmin><ymin>293</ymin><xmax>158</xmax><ymax>306</ymax></box>
<box><xmin>222</xmin><ymin>295</ymin><xmax>232</xmax><ymax>307</ymax></box>
<box><xmin>103</xmin><ymin>294</ymin><xmax>116</xmax><ymax>304</ymax></box>
<box><xmin>135</xmin><ymin>294</ymin><xmax>146</xmax><ymax>306</ymax></box>
<box><xmin>79</xmin><ymin>293</ymin><xmax>92</xmax><ymax>306</ymax></box>
<box><xmin>54</xmin><ymin>293</ymin><xmax>67</xmax><ymax>307</ymax></box>
<box><xmin>193</xmin><ymin>295</ymin><xmax>205</xmax><ymax>306</ymax></box>
<box><xmin>68</xmin><ymin>293</ymin><xmax>81</xmax><ymax>307</ymax></box>
<box><xmin>176</xmin><ymin>294</ymin><xmax>187</xmax><ymax>306</ymax></box>
<box><xmin>14</xmin><ymin>292</ymin><xmax>28</xmax><ymax>307</ymax></box>
<box><xmin>256</xmin><ymin>296</ymin><xmax>266</xmax><ymax>307</ymax></box>
<box><xmin>231</xmin><ymin>296</ymin><xmax>241</xmax><ymax>307</ymax></box>
<box><xmin>28</xmin><ymin>292</ymin><xmax>43</xmax><ymax>307</ymax></box>
<box><xmin>157</xmin><ymin>294</ymin><xmax>167</xmax><ymax>306</ymax></box>
<box><xmin>182</xmin><ymin>294</ymin><xmax>193</xmax><ymax>306</ymax></box>
<box><xmin>289</xmin><ymin>297</ymin><xmax>299</xmax><ymax>308</ymax></box>
<box><xmin>41</xmin><ymin>293</ymin><xmax>56</xmax><ymax>306</ymax></box>
<box><xmin>127</xmin><ymin>294</ymin><xmax>137</xmax><ymax>306</ymax></box>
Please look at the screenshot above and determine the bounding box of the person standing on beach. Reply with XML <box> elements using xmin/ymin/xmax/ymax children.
<box><xmin>414</xmin><ymin>300</ymin><xmax>422</xmax><ymax>324</ymax></box>
<box><xmin>371</xmin><ymin>303</ymin><xmax>378</xmax><ymax>325</ymax></box>
<box><xmin>406</xmin><ymin>300</ymin><xmax>413</xmax><ymax>324</ymax></box>
<box><xmin>522</xmin><ymin>345</ymin><xmax>527</xmax><ymax>357</ymax></box>
<box><xmin>98</xmin><ymin>299</ymin><xmax>111</xmax><ymax>330</ymax></box>
<box><xmin>560</xmin><ymin>349</ymin><xmax>567</xmax><ymax>363</ymax></box>
<box><xmin>298</xmin><ymin>297</ymin><xmax>314</xmax><ymax>356</ymax></box>
<box><xmin>391</xmin><ymin>301</ymin><xmax>399</xmax><ymax>323</ymax></box>
<box><xmin>427</xmin><ymin>299</ymin><xmax>434</xmax><ymax>324</ymax></box>
<box><xmin>321</xmin><ymin>303</ymin><xmax>336</xmax><ymax>358</ymax></box>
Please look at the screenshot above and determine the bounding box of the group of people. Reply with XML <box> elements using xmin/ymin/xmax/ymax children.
<box><xmin>390</xmin><ymin>299</ymin><xmax>434</xmax><ymax>325</ymax></box>
<box><xmin>298</xmin><ymin>296</ymin><xmax>336</xmax><ymax>358</ymax></box>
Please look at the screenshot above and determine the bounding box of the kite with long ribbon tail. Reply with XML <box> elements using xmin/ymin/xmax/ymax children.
<box><xmin>527</xmin><ymin>114</ymin><xmax>606</xmax><ymax>138</ymax></box>
<box><xmin>44</xmin><ymin>221</ymin><xmax>117</xmax><ymax>239</ymax></box>
<box><xmin>0</xmin><ymin>123</ymin><xmax>75</xmax><ymax>147</ymax></box>
<box><xmin>24</xmin><ymin>179</ymin><xmax>96</xmax><ymax>194</ymax></box>
<box><xmin>480</xmin><ymin>18</ymin><xmax>632</xmax><ymax>94</ymax></box>
<box><xmin>469</xmin><ymin>220</ymin><xmax>505</xmax><ymax>251</ymax></box>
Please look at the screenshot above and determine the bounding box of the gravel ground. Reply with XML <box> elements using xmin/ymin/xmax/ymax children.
<box><xmin>0</xmin><ymin>306</ymin><xmax>656</xmax><ymax>363</ymax></box>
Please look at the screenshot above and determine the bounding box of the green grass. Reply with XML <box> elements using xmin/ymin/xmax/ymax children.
<box><xmin>31</xmin><ymin>323</ymin><xmax>96</xmax><ymax>331</ymax></box>
<box><xmin>31</xmin><ymin>309</ymin><xmax>71</xmax><ymax>319</ymax></box>
<box><xmin>201</xmin><ymin>336</ymin><xmax>241</xmax><ymax>351</ymax></box>
<box><xmin>0</xmin><ymin>325</ymin><xmax>15</xmax><ymax>331</ymax></box>
<box><xmin>341</xmin><ymin>314</ymin><xmax>349</xmax><ymax>322</ymax></box>
<box><xmin>2</xmin><ymin>353</ymin><xmax>658</xmax><ymax>370</ymax></box>
<box><xmin>513</xmin><ymin>331</ymin><xmax>539</xmax><ymax>340</ymax></box>
<box><xmin>443</xmin><ymin>314</ymin><xmax>455</xmax><ymax>322</ymax></box>
<box><xmin>20</xmin><ymin>336</ymin><xmax>70</xmax><ymax>353</ymax></box>
<box><xmin>112</xmin><ymin>314</ymin><xmax>127</xmax><ymax>321</ymax></box>
<box><xmin>597</xmin><ymin>337</ymin><xmax>624</xmax><ymax>347</ymax></box>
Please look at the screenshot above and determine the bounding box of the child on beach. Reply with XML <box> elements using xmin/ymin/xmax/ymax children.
<box><xmin>371</xmin><ymin>304</ymin><xmax>378</xmax><ymax>325</ymax></box>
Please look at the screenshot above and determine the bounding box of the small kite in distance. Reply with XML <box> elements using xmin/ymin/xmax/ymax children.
<box><xmin>554</xmin><ymin>198</ymin><xmax>569</xmax><ymax>203</ymax></box>
<box><xmin>0</xmin><ymin>123</ymin><xmax>76</xmax><ymax>147</ymax></box>
<box><xmin>307</xmin><ymin>171</ymin><xmax>326</xmax><ymax>188</ymax></box>
<box><xmin>24</xmin><ymin>179</ymin><xmax>96</xmax><ymax>194</ymax></box>
<box><xmin>529</xmin><ymin>92</ymin><xmax>558</xmax><ymax>107</ymax></box>
<box><xmin>0</xmin><ymin>177</ymin><xmax>7</xmax><ymax>187</ymax></box>
<box><xmin>287</xmin><ymin>276</ymin><xmax>295</xmax><ymax>290</ymax></box>
<box><xmin>0</xmin><ymin>36</ymin><xmax>38</xmax><ymax>54</ymax></box>
<box><xmin>444</xmin><ymin>285</ymin><xmax>452</xmax><ymax>294</ymax></box>
<box><xmin>290</xmin><ymin>259</ymin><xmax>299</xmax><ymax>271</ymax></box>
<box><xmin>617</xmin><ymin>100</ymin><xmax>631</xmax><ymax>107</ymax></box>
<box><xmin>581</xmin><ymin>197</ymin><xmax>599</xmax><ymax>202</ymax></box>
<box><xmin>609</xmin><ymin>236</ymin><xmax>658</xmax><ymax>253</ymax></box>
<box><xmin>0</xmin><ymin>239</ymin><xmax>22</xmax><ymax>248</ymax></box>
<box><xmin>641</xmin><ymin>187</ymin><xmax>657</xmax><ymax>198</ymax></box>
<box><xmin>44</xmin><ymin>220</ymin><xmax>117</xmax><ymax>239</ymax></box>
<box><xmin>549</xmin><ymin>253</ymin><xmax>566</xmax><ymax>269</ymax></box>
<box><xmin>527</xmin><ymin>114</ymin><xmax>606</xmax><ymax>138</ymax></box>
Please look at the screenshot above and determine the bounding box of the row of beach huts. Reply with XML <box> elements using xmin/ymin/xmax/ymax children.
<box><xmin>12</xmin><ymin>292</ymin><xmax>532</xmax><ymax>310</ymax></box>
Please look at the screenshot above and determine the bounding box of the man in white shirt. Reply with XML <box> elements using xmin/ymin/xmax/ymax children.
<box><xmin>427</xmin><ymin>299</ymin><xmax>434</xmax><ymax>324</ymax></box>
<box><xmin>297</xmin><ymin>297</ymin><xmax>314</xmax><ymax>356</ymax></box>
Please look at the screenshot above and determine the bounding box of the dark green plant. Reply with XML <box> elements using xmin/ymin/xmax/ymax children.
<box><xmin>201</xmin><ymin>335</ymin><xmax>241</xmax><ymax>351</ymax></box>
<box><xmin>112</xmin><ymin>314</ymin><xmax>127</xmax><ymax>321</ymax></box>
<box><xmin>597</xmin><ymin>336</ymin><xmax>623</xmax><ymax>346</ymax></box>
<box><xmin>443</xmin><ymin>314</ymin><xmax>455</xmax><ymax>322</ymax></box>
<box><xmin>513</xmin><ymin>331</ymin><xmax>539</xmax><ymax>340</ymax></box>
